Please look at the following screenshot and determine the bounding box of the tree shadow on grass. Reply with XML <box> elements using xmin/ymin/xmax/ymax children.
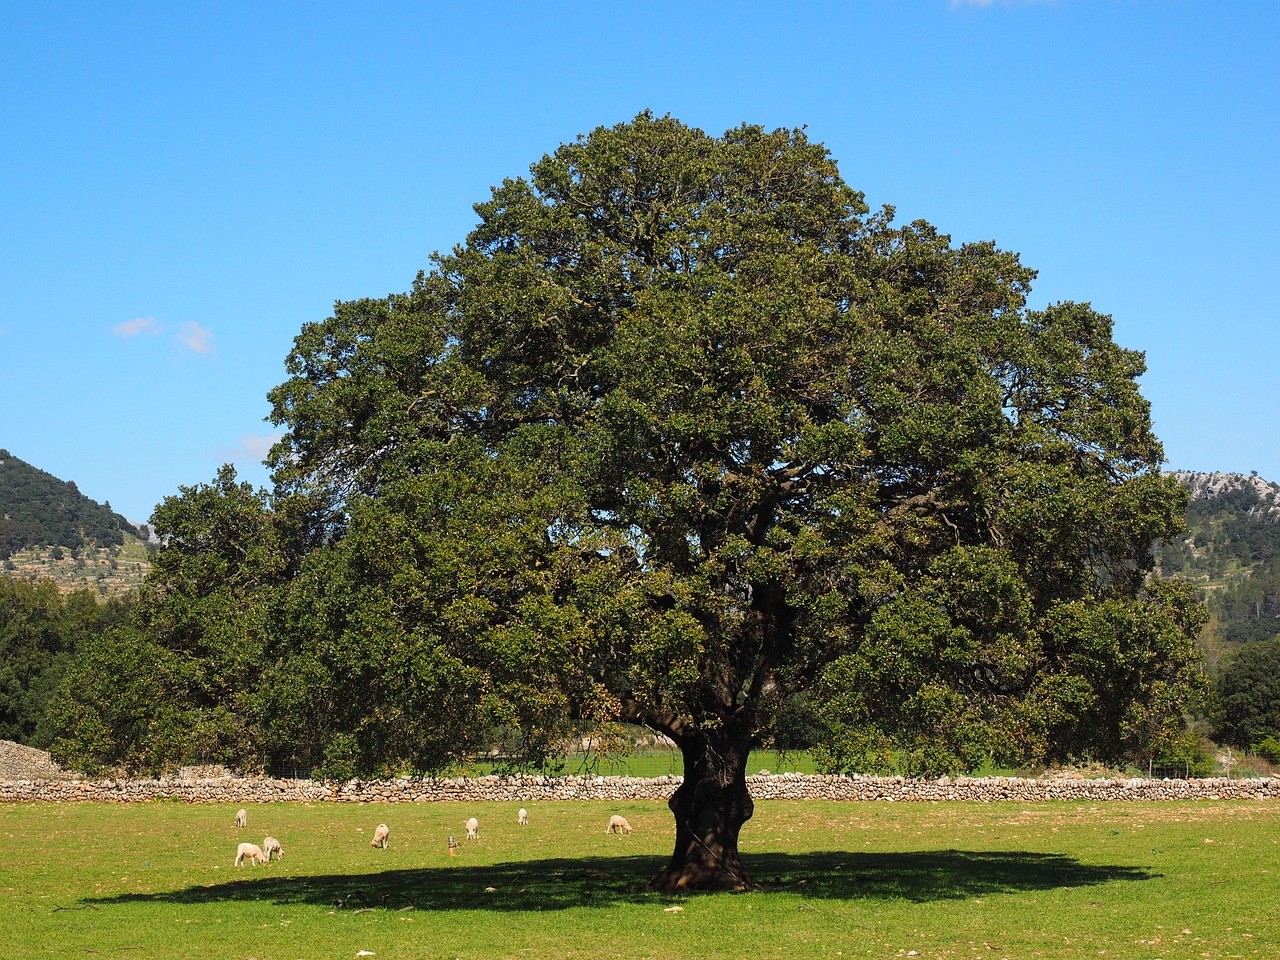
<box><xmin>87</xmin><ymin>850</ymin><xmax>1154</xmax><ymax>912</ymax></box>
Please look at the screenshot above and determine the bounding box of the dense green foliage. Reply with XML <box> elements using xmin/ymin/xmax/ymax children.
<box><xmin>1214</xmin><ymin>637</ymin><xmax>1280</xmax><ymax>750</ymax></box>
<box><xmin>45</xmin><ymin>466</ymin><xmax>320</xmax><ymax>775</ymax></box>
<box><xmin>0</xmin><ymin>576</ymin><xmax>131</xmax><ymax>744</ymax></box>
<box><xmin>256</xmin><ymin>114</ymin><xmax>1202</xmax><ymax>782</ymax></box>
<box><xmin>0</xmin><ymin>449</ymin><xmax>136</xmax><ymax>559</ymax></box>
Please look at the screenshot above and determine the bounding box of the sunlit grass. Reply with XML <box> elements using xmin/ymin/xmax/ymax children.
<box><xmin>3</xmin><ymin>798</ymin><xmax>1279</xmax><ymax>959</ymax></box>
<box><xmin>465</xmin><ymin>748</ymin><xmax>822</xmax><ymax>778</ymax></box>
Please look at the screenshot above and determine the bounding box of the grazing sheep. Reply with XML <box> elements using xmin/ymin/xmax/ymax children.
<box><xmin>235</xmin><ymin>808</ymin><xmax>247</xmax><ymax>829</ymax></box>
<box><xmin>235</xmin><ymin>842</ymin><xmax>266</xmax><ymax>866</ymax></box>
<box><xmin>262</xmin><ymin>836</ymin><xmax>283</xmax><ymax>861</ymax></box>
<box><xmin>606</xmin><ymin>815</ymin><xmax>633</xmax><ymax>835</ymax></box>
<box><xmin>370</xmin><ymin>823</ymin><xmax>390</xmax><ymax>849</ymax></box>
<box><xmin>465</xmin><ymin>817</ymin><xmax>480</xmax><ymax>840</ymax></box>
<box><xmin>517</xmin><ymin>807</ymin><xmax>528</xmax><ymax>826</ymax></box>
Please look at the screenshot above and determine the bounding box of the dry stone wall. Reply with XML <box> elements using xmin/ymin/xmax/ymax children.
<box><xmin>3</xmin><ymin>771</ymin><xmax>1280</xmax><ymax>804</ymax></box>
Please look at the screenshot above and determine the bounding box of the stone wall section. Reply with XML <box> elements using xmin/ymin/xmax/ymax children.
<box><xmin>3</xmin><ymin>771</ymin><xmax>1279</xmax><ymax>804</ymax></box>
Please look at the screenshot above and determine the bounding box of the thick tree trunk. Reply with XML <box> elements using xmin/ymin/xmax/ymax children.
<box><xmin>646</xmin><ymin>723</ymin><xmax>756</xmax><ymax>892</ymax></box>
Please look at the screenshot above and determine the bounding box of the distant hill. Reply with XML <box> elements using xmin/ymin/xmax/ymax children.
<box><xmin>0</xmin><ymin>449</ymin><xmax>138</xmax><ymax>560</ymax></box>
<box><xmin>1157</xmin><ymin>470</ymin><xmax>1280</xmax><ymax>661</ymax></box>
<box><xmin>0</xmin><ymin>450</ymin><xmax>152</xmax><ymax>597</ymax></box>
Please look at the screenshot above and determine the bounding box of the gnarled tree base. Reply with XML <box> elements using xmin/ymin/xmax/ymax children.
<box><xmin>647</xmin><ymin>729</ymin><xmax>757</xmax><ymax>892</ymax></box>
<box><xmin>646</xmin><ymin>858</ymin><xmax>756</xmax><ymax>892</ymax></box>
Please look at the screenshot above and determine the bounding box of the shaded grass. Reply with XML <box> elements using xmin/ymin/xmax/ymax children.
<box><xmin>91</xmin><ymin>849</ymin><xmax>1149</xmax><ymax>912</ymax></box>
<box><xmin>3</xmin><ymin>799</ymin><xmax>1279</xmax><ymax>959</ymax></box>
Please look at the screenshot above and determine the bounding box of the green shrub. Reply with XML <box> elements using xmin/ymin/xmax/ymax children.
<box><xmin>1255</xmin><ymin>735</ymin><xmax>1280</xmax><ymax>764</ymax></box>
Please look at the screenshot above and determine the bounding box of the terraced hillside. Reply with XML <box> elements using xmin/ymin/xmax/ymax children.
<box><xmin>0</xmin><ymin>449</ymin><xmax>152</xmax><ymax>596</ymax></box>
<box><xmin>1</xmin><ymin>536</ymin><xmax>152</xmax><ymax>597</ymax></box>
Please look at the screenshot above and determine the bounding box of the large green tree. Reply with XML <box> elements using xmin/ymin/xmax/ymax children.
<box><xmin>264</xmin><ymin>114</ymin><xmax>1201</xmax><ymax>890</ymax></box>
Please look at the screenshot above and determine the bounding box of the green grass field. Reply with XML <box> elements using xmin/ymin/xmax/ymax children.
<box><xmin>468</xmin><ymin>748</ymin><xmax>823</xmax><ymax>778</ymax></box>
<box><xmin>3</xmin><ymin>798</ymin><xmax>1278</xmax><ymax>959</ymax></box>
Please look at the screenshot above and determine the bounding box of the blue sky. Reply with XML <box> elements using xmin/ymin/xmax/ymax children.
<box><xmin>2</xmin><ymin>1</ymin><xmax>1276</xmax><ymax>522</ymax></box>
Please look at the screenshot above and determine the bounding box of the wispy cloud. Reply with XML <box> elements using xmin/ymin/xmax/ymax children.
<box><xmin>220</xmin><ymin>431</ymin><xmax>284</xmax><ymax>465</ymax></box>
<box><xmin>174</xmin><ymin>320</ymin><xmax>215</xmax><ymax>355</ymax></box>
<box><xmin>113</xmin><ymin>316</ymin><xmax>216</xmax><ymax>356</ymax></box>
<box><xmin>113</xmin><ymin>316</ymin><xmax>162</xmax><ymax>338</ymax></box>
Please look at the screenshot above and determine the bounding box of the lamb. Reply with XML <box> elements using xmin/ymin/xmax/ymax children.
<box><xmin>262</xmin><ymin>836</ymin><xmax>283</xmax><ymax>861</ymax></box>
<box><xmin>235</xmin><ymin>842</ymin><xmax>266</xmax><ymax>866</ymax></box>
<box><xmin>235</xmin><ymin>808</ymin><xmax>247</xmax><ymax>829</ymax></box>
<box><xmin>606</xmin><ymin>815</ymin><xmax>633</xmax><ymax>835</ymax></box>
<box><xmin>370</xmin><ymin>823</ymin><xmax>390</xmax><ymax>849</ymax></box>
<box><xmin>517</xmin><ymin>807</ymin><xmax>528</xmax><ymax>826</ymax></box>
<box><xmin>465</xmin><ymin>817</ymin><xmax>480</xmax><ymax>840</ymax></box>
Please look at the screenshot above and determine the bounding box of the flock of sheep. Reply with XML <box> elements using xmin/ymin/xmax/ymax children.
<box><xmin>231</xmin><ymin>806</ymin><xmax>633</xmax><ymax>866</ymax></box>
<box><xmin>233</xmin><ymin>808</ymin><xmax>285</xmax><ymax>866</ymax></box>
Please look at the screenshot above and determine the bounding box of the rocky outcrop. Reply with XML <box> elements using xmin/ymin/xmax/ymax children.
<box><xmin>1169</xmin><ymin>470</ymin><xmax>1280</xmax><ymax>519</ymax></box>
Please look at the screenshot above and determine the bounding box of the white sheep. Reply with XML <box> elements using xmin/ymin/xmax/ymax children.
<box><xmin>517</xmin><ymin>807</ymin><xmax>528</xmax><ymax>826</ymax></box>
<box><xmin>235</xmin><ymin>808</ymin><xmax>247</xmax><ymax>829</ymax></box>
<box><xmin>262</xmin><ymin>836</ymin><xmax>283</xmax><ymax>861</ymax></box>
<box><xmin>606</xmin><ymin>815</ymin><xmax>633</xmax><ymax>835</ymax></box>
<box><xmin>235</xmin><ymin>842</ymin><xmax>266</xmax><ymax>866</ymax></box>
<box><xmin>465</xmin><ymin>817</ymin><xmax>480</xmax><ymax>840</ymax></box>
<box><xmin>370</xmin><ymin>823</ymin><xmax>390</xmax><ymax>849</ymax></box>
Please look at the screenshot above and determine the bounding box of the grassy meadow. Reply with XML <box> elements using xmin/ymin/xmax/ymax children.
<box><xmin>3</xmin><ymin>798</ymin><xmax>1279</xmax><ymax>959</ymax></box>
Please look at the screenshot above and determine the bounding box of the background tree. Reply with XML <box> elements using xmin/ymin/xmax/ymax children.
<box><xmin>45</xmin><ymin>466</ymin><xmax>314</xmax><ymax>774</ymax></box>
<box><xmin>0</xmin><ymin>576</ymin><xmax>131</xmax><ymax>745</ymax></box>
<box><xmin>1215</xmin><ymin>637</ymin><xmax>1280</xmax><ymax>750</ymax></box>
<box><xmin>45</xmin><ymin>623</ymin><xmax>187</xmax><ymax>775</ymax></box>
<box><xmin>257</xmin><ymin>114</ymin><xmax>1201</xmax><ymax>890</ymax></box>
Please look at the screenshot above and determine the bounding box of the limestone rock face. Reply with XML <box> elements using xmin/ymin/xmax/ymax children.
<box><xmin>1169</xmin><ymin>470</ymin><xmax>1280</xmax><ymax>519</ymax></box>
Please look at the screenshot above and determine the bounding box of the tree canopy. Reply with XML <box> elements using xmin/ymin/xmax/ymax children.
<box><xmin>246</xmin><ymin>114</ymin><xmax>1204</xmax><ymax>888</ymax></box>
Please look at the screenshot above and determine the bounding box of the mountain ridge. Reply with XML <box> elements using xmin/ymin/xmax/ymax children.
<box><xmin>1167</xmin><ymin>469</ymin><xmax>1280</xmax><ymax>520</ymax></box>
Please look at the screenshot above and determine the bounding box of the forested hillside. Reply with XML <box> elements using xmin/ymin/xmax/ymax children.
<box><xmin>0</xmin><ymin>449</ymin><xmax>137</xmax><ymax>559</ymax></box>
<box><xmin>1157</xmin><ymin>471</ymin><xmax>1280</xmax><ymax>653</ymax></box>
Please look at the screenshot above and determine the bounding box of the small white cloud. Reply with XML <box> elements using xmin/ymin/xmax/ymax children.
<box><xmin>114</xmin><ymin>316</ymin><xmax>162</xmax><ymax>338</ymax></box>
<box><xmin>220</xmin><ymin>432</ymin><xmax>284</xmax><ymax>465</ymax></box>
<box><xmin>175</xmin><ymin>320</ymin><xmax>215</xmax><ymax>355</ymax></box>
